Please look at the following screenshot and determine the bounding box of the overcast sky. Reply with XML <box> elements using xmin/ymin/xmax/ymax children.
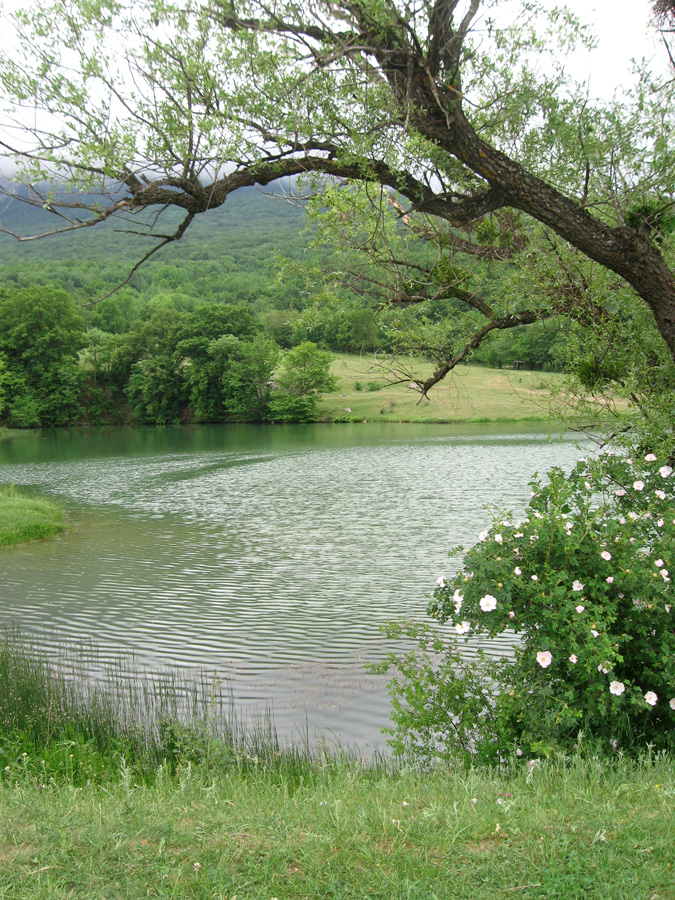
<box><xmin>542</xmin><ymin>0</ymin><xmax>667</xmax><ymax>97</ymax></box>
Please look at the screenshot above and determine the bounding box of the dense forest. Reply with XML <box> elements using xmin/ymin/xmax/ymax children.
<box><xmin>0</xmin><ymin>182</ymin><xmax>564</xmax><ymax>427</ymax></box>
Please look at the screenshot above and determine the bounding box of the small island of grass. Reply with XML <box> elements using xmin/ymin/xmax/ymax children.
<box><xmin>0</xmin><ymin>485</ymin><xmax>66</xmax><ymax>548</ymax></box>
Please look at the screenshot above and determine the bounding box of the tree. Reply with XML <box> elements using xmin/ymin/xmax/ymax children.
<box><xmin>1</xmin><ymin>0</ymin><xmax>674</xmax><ymax>400</ymax></box>
<box><xmin>270</xmin><ymin>342</ymin><xmax>337</xmax><ymax>421</ymax></box>
<box><xmin>0</xmin><ymin>287</ymin><xmax>84</xmax><ymax>426</ymax></box>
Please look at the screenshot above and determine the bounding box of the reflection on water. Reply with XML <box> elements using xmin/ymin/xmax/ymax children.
<box><xmin>0</xmin><ymin>423</ymin><xmax>586</xmax><ymax>748</ymax></box>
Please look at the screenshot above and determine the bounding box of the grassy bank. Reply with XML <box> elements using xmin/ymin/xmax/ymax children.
<box><xmin>1</xmin><ymin>633</ymin><xmax>674</xmax><ymax>898</ymax></box>
<box><xmin>1</xmin><ymin>753</ymin><xmax>673</xmax><ymax>899</ymax></box>
<box><xmin>320</xmin><ymin>356</ymin><xmax>569</xmax><ymax>424</ymax></box>
<box><xmin>0</xmin><ymin>485</ymin><xmax>65</xmax><ymax>548</ymax></box>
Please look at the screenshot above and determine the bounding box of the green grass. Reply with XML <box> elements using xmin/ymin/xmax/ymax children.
<box><xmin>319</xmin><ymin>356</ymin><xmax>571</xmax><ymax>424</ymax></box>
<box><xmin>0</xmin><ymin>485</ymin><xmax>65</xmax><ymax>548</ymax></box>
<box><xmin>0</xmin><ymin>633</ymin><xmax>673</xmax><ymax>898</ymax></box>
<box><xmin>0</xmin><ymin>754</ymin><xmax>673</xmax><ymax>899</ymax></box>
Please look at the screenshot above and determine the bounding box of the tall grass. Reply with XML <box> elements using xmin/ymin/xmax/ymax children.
<box><xmin>0</xmin><ymin>629</ymin><xmax>381</xmax><ymax>785</ymax></box>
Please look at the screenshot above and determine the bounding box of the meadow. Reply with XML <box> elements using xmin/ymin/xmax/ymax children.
<box><xmin>321</xmin><ymin>357</ymin><xmax>573</xmax><ymax>424</ymax></box>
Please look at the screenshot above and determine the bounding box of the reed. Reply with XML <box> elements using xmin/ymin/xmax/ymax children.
<box><xmin>0</xmin><ymin>628</ymin><xmax>384</xmax><ymax>784</ymax></box>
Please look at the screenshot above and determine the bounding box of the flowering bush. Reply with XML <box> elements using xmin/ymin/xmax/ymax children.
<box><xmin>381</xmin><ymin>451</ymin><xmax>675</xmax><ymax>763</ymax></box>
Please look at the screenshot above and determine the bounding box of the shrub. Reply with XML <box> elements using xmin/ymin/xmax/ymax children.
<box><xmin>379</xmin><ymin>451</ymin><xmax>675</xmax><ymax>763</ymax></box>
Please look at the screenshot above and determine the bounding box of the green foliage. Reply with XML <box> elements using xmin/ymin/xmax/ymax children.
<box><xmin>270</xmin><ymin>341</ymin><xmax>337</xmax><ymax>422</ymax></box>
<box><xmin>381</xmin><ymin>452</ymin><xmax>675</xmax><ymax>764</ymax></box>
<box><xmin>0</xmin><ymin>286</ymin><xmax>84</xmax><ymax>426</ymax></box>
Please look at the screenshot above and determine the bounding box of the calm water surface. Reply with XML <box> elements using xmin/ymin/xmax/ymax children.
<box><xmin>0</xmin><ymin>423</ymin><xmax>586</xmax><ymax>749</ymax></box>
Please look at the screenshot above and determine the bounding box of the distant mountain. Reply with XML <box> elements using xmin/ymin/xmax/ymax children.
<box><xmin>1</xmin><ymin>179</ymin><xmax>309</xmax><ymax>256</ymax></box>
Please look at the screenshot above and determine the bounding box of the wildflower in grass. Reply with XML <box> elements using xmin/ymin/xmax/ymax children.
<box><xmin>670</xmin><ymin>698</ymin><xmax>675</xmax><ymax>711</ymax></box>
<box><xmin>591</xmin><ymin>629</ymin><xmax>600</xmax><ymax>637</ymax></box>
<box><xmin>573</xmin><ymin>580</ymin><xmax>584</xmax><ymax>592</ymax></box>
<box><xmin>569</xmin><ymin>654</ymin><xmax>578</xmax><ymax>664</ymax></box>
<box><xmin>495</xmin><ymin>534</ymin><xmax>503</xmax><ymax>544</ymax></box>
<box><xmin>601</xmin><ymin>551</ymin><xmax>612</xmax><ymax>561</ymax></box>
<box><xmin>536</xmin><ymin>650</ymin><xmax>552</xmax><ymax>668</ymax></box>
<box><xmin>645</xmin><ymin>453</ymin><xmax>657</xmax><ymax>462</ymax></box>
<box><xmin>509</xmin><ymin>610</ymin><xmax>515</xmax><ymax>619</ymax></box>
<box><xmin>615</xmin><ymin>488</ymin><xmax>626</xmax><ymax>496</ymax></box>
<box><xmin>655</xmin><ymin>490</ymin><xmax>666</xmax><ymax>500</ymax></box>
<box><xmin>610</xmin><ymin>681</ymin><xmax>625</xmax><ymax>696</ymax></box>
<box><xmin>633</xmin><ymin>481</ymin><xmax>645</xmax><ymax>491</ymax></box>
<box><xmin>666</xmin><ymin>605</ymin><xmax>672</xmax><ymax>613</ymax></box>
<box><xmin>575</xmin><ymin>605</ymin><xmax>585</xmax><ymax>614</ymax></box>
<box><xmin>658</xmin><ymin>518</ymin><xmax>664</xmax><ymax>527</ymax></box>
<box><xmin>531</xmin><ymin>574</ymin><xmax>538</xmax><ymax>581</ymax></box>
<box><xmin>514</xmin><ymin>566</ymin><xmax>521</xmax><ymax>575</ymax></box>
<box><xmin>606</xmin><ymin>577</ymin><xmax>614</xmax><ymax>584</ymax></box>
<box><xmin>455</xmin><ymin>621</ymin><xmax>470</xmax><ymax>634</ymax></box>
<box><xmin>479</xmin><ymin>594</ymin><xmax>497</xmax><ymax>612</ymax></box>
<box><xmin>645</xmin><ymin>691</ymin><xmax>658</xmax><ymax>706</ymax></box>
<box><xmin>598</xmin><ymin>663</ymin><xmax>610</xmax><ymax>674</ymax></box>
<box><xmin>659</xmin><ymin>466</ymin><xmax>672</xmax><ymax>478</ymax></box>
<box><xmin>655</xmin><ymin>559</ymin><xmax>664</xmax><ymax>568</ymax></box>
<box><xmin>516</xmin><ymin>748</ymin><xmax>523</xmax><ymax>757</ymax></box>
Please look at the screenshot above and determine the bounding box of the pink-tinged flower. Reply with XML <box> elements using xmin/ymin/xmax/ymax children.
<box><xmin>516</xmin><ymin>748</ymin><xmax>523</xmax><ymax>757</ymax></box>
<box><xmin>569</xmin><ymin>654</ymin><xmax>578</xmax><ymax>664</ymax></box>
<box><xmin>455</xmin><ymin>621</ymin><xmax>471</xmax><ymax>634</ymax></box>
<box><xmin>655</xmin><ymin>490</ymin><xmax>666</xmax><ymax>500</ymax></box>
<box><xmin>453</xmin><ymin>589</ymin><xmax>464</xmax><ymax>613</ymax></box>
<box><xmin>598</xmin><ymin>663</ymin><xmax>610</xmax><ymax>674</ymax></box>
<box><xmin>601</xmin><ymin>551</ymin><xmax>612</xmax><ymax>561</ymax></box>
<box><xmin>610</xmin><ymin>681</ymin><xmax>625</xmax><ymax>695</ymax></box>
<box><xmin>655</xmin><ymin>559</ymin><xmax>664</xmax><ymax>568</ymax></box>
<box><xmin>661</xmin><ymin>569</ymin><xmax>670</xmax><ymax>582</ymax></box>
<box><xmin>606</xmin><ymin>577</ymin><xmax>614</xmax><ymax>584</ymax></box>
<box><xmin>531</xmin><ymin>574</ymin><xmax>538</xmax><ymax>581</ymax></box>
<box><xmin>645</xmin><ymin>453</ymin><xmax>657</xmax><ymax>462</ymax></box>
<box><xmin>670</xmin><ymin>698</ymin><xmax>675</xmax><ymax>711</ymax></box>
<box><xmin>479</xmin><ymin>594</ymin><xmax>498</xmax><ymax>612</ymax></box>
<box><xmin>479</xmin><ymin>530</ymin><xmax>489</xmax><ymax>542</ymax></box>
<box><xmin>508</xmin><ymin>610</ymin><xmax>515</xmax><ymax>620</ymax></box>
<box><xmin>627</xmin><ymin>458</ymin><xmax>633</xmax><ymax>465</ymax></box>
<box><xmin>495</xmin><ymin>534</ymin><xmax>503</xmax><ymax>545</ymax></box>
<box><xmin>657</xmin><ymin>518</ymin><xmax>664</xmax><ymax>527</ymax></box>
<box><xmin>536</xmin><ymin>650</ymin><xmax>552</xmax><ymax>668</ymax></box>
<box><xmin>666</xmin><ymin>605</ymin><xmax>672</xmax><ymax>613</ymax></box>
<box><xmin>615</xmin><ymin>488</ymin><xmax>626</xmax><ymax>497</ymax></box>
<box><xmin>660</xmin><ymin>466</ymin><xmax>673</xmax><ymax>478</ymax></box>
<box><xmin>591</xmin><ymin>629</ymin><xmax>600</xmax><ymax>637</ymax></box>
<box><xmin>633</xmin><ymin>481</ymin><xmax>645</xmax><ymax>491</ymax></box>
<box><xmin>572</xmin><ymin>580</ymin><xmax>584</xmax><ymax>592</ymax></box>
<box><xmin>437</xmin><ymin>575</ymin><xmax>446</xmax><ymax>588</ymax></box>
<box><xmin>514</xmin><ymin>566</ymin><xmax>522</xmax><ymax>576</ymax></box>
<box><xmin>645</xmin><ymin>691</ymin><xmax>658</xmax><ymax>707</ymax></box>
<box><xmin>575</xmin><ymin>605</ymin><xmax>585</xmax><ymax>614</ymax></box>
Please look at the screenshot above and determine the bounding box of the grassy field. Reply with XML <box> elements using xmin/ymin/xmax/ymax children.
<box><xmin>0</xmin><ymin>485</ymin><xmax>65</xmax><ymax>548</ymax></box>
<box><xmin>1</xmin><ymin>754</ymin><xmax>673</xmax><ymax>899</ymax></box>
<box><xmin>320</xmin><ymin>356</ymin><xmax>570</xmax><ymax>424</ymax></box>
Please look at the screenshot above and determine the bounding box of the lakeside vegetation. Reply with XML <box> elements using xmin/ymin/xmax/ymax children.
<box><xmin>0</xmin><ymin>631</ymin><xmax>673</xmax><ymax>899</ymax></box>
<box><xmin>0</xmin><ymin>486</ymin><xmax>65</xmax><ymax>548</ymax></box>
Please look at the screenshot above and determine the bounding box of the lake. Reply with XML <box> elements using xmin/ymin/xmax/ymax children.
<box><xmin>0</xmin><ymin>423</ymin><xmax>587</xmax><ymax>751</ymax></box>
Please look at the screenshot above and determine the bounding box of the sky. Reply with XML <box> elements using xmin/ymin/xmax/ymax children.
<box><xmin>541</xmin><ymin>0</ymin><xmax>668</xmax><ymax>97</ymax></box>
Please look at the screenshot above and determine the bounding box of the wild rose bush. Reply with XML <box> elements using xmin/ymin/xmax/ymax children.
<box><xmin>382</xmin><ymin>451</ymin><xmax>675</xmax><ymax>763</ymax></box>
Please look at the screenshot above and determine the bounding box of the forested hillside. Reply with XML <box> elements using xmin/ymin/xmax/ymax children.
<box><xmin>0</xmin><ymin>182</ymin><xmax>564</xmax><ymax>427</ymax></box>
